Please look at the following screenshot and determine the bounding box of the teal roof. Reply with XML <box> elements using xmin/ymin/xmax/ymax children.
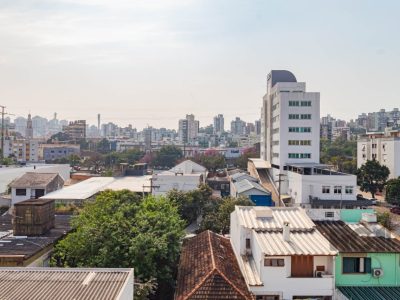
<box><xmin>338</xmin><ymin>286</ymin><xmax>400</xmax><ymax>300</ymax></box>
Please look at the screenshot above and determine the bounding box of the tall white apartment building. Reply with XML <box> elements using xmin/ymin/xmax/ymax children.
<box><xmin>213</xmin><ymin>114</ymin><xmax>224</xmax><ymax>135</ymax></box>
<box><xmin>178</xmin><ymin>114</ymin><xmax>199</xmax><ymax>144</ymax></box>
<box><xmin>260</xmin><ymin>71</ymin><xmax>360</xmax><ymax>208</ymax></box>
<box><xmin>357</xmin><ymin>128</ymin><xmax>400</xmax><ymax>179</ymax></box>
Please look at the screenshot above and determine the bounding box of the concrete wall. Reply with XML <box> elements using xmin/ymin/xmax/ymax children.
<box><xmin>152</xmin><ymin>174</ymin><xmax>201</xmax><ymax>196</ymax></box>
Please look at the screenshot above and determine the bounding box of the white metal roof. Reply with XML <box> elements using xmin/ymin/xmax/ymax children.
<box><xmin>235</xmin><ymin>206</ymin><xmax>315</xmax><ymax>231</ymax></box>
<box><xmin>169</xmin><ymin>160</ymin><xmax>207</xmax><ymax>174</ymax></box>
<box><xmin>255</xmin><ymin>230</ymin><xmax>337</xmax><ymax>256</ymax></box>
<box><xmin>40</xmin><ymin>176</ymin><xmax>151</xmax><ymax>200</ymax></box>
<box><xmin>230</xmin><ymin>172</ymin><xmax>258</xmax><ymax>182</ymax></box>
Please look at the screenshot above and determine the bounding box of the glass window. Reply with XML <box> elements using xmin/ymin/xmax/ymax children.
<box><xmin>345</xmin><ymin>186</ymin><xmax>353</xmax><ymax>194</ymax></box>
<box><xmin>264</xmin><ymin>258</ymin><xmax>285</xmax><ymax>267</ymax></box>
<box><xmin>325</xmin><ymin>211</ymin><xmax>334</xmax><ymax>218</ymax></box>
<box><xmin>343</xmin><ymin>257</ymin><xmax>371</xmax><ymax>273</ymax></box>
<box><xmin>16</xmin><ymin>189</ymin><xmax>27</xmax><ymax>196</ymax></box>
<box><xmin>334</xmin><ymin>186</ymin><xmax>342</xmax><ymax>194</ymax></box>
<box><xmin>322</xmin><ymin>186</ymin><xmax>330</xmax><ymax>194</ymax></box>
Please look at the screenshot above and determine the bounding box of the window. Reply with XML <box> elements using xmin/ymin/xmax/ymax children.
<box><xmin>300</xmin><ymin>114</ymin><xmax>311</xmax><ymax>120</ymax></box>
<box><xmin>272</xmin><ymin>128</ymin><xmax>280</xmax><ymax>134</ymax></box>
<box><xmin>16</xmin><ymin>189</ymin><xmax>26</xmax><ymax>196</ymax></box>
<box><xmin>325</xmin><ymin>211</ymin><xmax>334</xmax><ymax>218</ymax></box>
<box><xmin>343</xmin><ymin>257</ymin><xmax>371</xmax><ymax>274</ymax></box>
<box><xmin>273</xmin><ymin>153</ymin><xmax>279</xmax><ymax>158</ymax></box>
<box><xmin>289</xmin><ymin>114</ymin><xmax>300</xmax><ymax>120</ymax></box>
<box><xmin>289</xmin><ymin>100</ymin><xmax>299</xmax><ymax>106</ymax></box>
<box><xmin>345</xmin><ymin>186</ymin><xmax>353</xmax><ymax>194</ymax></box>
<box><xmin>246</xmin><ymin>238</ymin><xmax>251</xmax><ymax>249</ymax></box>
<box><xmin>300</xmin><ymin>153</ymin><xmax>311</xmax><ymax>158</ymax></box>
<box><xmin>289</xmin><ymin>127</ymin><xmax>312</xmax><ymax>133</ymax></box>
<box><xmin>273</xmin><ymin>141</ymin><xmax>279</xmax><ymax>145</ymax></box>
<box><xmin>372</xmin><ymin>143</ymin><xmax>377</xmax><ymax>149</ymax></box>
<box><xmin>264</xmin><ymin>258</ymin><xmax>285</xmax><ymax>267</ymax></box>
<box><xmin>322</xmin><ymin>186</ymin><xmax>330</xmax><ymax>194</ymax></box>
<box><xmin>334</xmin><ymin>186</ymin><xmax>342</xmax><ymax>194</ymax></box>
<box><xmin>301</xmin><ymin>101</ymin><xmax>312</xmax><ymax>106</ymax></box>
<box><xmin>256</xmin><ymin>296</ymin><xmax>279</xmax><ymax>300</ymax></box>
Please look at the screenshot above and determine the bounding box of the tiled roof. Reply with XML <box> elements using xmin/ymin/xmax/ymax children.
<box><xmin>9</xmin><ymin>172</ymin><xmax>61</xmax><ymax>188</ymax></box>
<box><xmin>0</xmin><ymin>268</ymin><xmax>133</xmax><ymax>300</ymax></box>
<box><xmin>175</xmin><ymin>230</ymin><xmax>253</xmax><ymax>300</ymax></box>
<box><xmin>338</xmin><ymin>286</ymin><xmax>400</xmax><ymax>300</ymax></box>
<box><xmin>235</xmin><ymin>206</ymin><xmax>315</xmax><ymax>231</ymax></box>
<box><xmin>315</xmin><ymin>220</ymin><xmax>400</xmax><ymax>253</ymax></box>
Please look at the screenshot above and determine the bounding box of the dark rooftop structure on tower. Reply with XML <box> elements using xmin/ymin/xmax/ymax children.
<box><xmin>267</xmin><ymin>70</ymin><xmax>297</xmax><ymax>88</ymax></box>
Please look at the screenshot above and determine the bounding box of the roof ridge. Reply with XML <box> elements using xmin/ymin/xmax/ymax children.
<box><xmin>208</xmin><ymin>230</ymin><xmax>216</xmax><ymax>269</ymax></box>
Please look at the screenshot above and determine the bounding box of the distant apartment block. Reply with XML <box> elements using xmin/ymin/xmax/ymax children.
<box><xmin>356</xmin><ymin>108</ymin><xmax>400</xmax><ymax>132</ymax></box>
<box><xmin>3</xmin><ymin>138</ymin><xmax>39</xmax><ymax>163</ymax></box>
<box><xmin>63</xmin><ymin>120</ymin><xmax>86</xmax><ymax>140</ymax></box>
<box><xmin>39</xmin><ymin>144</ymin><xmax>80</xmax><ymax>161</ymax></box>
<box><xmin>213</xmin><ymin>114</ymin><xmax>225</xmax><ymax>135</ymax></box>
<box><xmin>357</xmin><ymin>127</ymin><xmax>400</xmax><ymax>179</ymax></box>
<box><xmin>231</xmin><ymin>117</ymin><xmax>246</xmax><ymax>135</ymax></box>
<box><xmin>178</xmin><ymin>114</ymin><xmax>199</xmax><ymax>144</ymax></box>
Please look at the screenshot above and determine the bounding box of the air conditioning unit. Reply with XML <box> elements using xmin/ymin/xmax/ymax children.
<box><xmin>373</xmin><ymin>268</ymin><xmax>383</xmax><ymax>278</ymax></box>
<box><xmin>315</xmin><ymin>271</ymin><xmax>326</xmax><ymax>278</ymax></box>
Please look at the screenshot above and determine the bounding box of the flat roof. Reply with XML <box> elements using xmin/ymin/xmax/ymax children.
<box><xmin>248</xmin><ymin>158</ymin><xmax>271</xmax><ymax>169</ymax></box>
<box><xmin>40</xmin><ymin>176</ymin><xmax>152</xmax><ymax>200</ymax></box>
<box><xmin>0</xmin><ymin>268</ymin><xmax>133</xmax><ymax>300</ymax></box>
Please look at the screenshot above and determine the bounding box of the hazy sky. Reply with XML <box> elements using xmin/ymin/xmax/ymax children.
<box><xmin>1</xmin><ymin>0</ymin><xmax>400</xmax><ymax>130</ymax></box>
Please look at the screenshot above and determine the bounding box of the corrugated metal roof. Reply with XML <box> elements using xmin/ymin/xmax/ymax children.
<box><xmin>169</xmin><ymin>160</ymin><xmax>207</xmax><ymax>174</ymax></box>
<box><xmin>0</xmin><ymin>268</ymin><xmax>133</xmax><ymax>300</ymax></box>
<box><xmin>236</xmin><ymin>206</ymin><xmax>315</xmax><ymax>231</ymax></box>
<box><xmin>239</xmin><ymin>255</ymin><xmax>263</xmax><ymax>286</ymax></box>
<box><xmin>234</xmin><ymin>180</ymin><xmax>270</xmax><ymax>195</ymax></box>
<box><xmin>338</xmin><ymin>286</ymin><xmax>400</xmax><ymax>300</ymax></box>
<box><xmin>315</xmin><ymin>221</ymin><xmax>400</xmax><ymax>253</ymax></box>
<box><xmin>41</xmin><ymin>176</ymin><xmax>151</xmax><ymax>200</ymax></box>
<box><xmin>230</xmin><ymin>173</ymin><xmax>258</xmax><ymax>182</ymax></box>
<box><xmin>255</xmin><ymin>230</ymin><xmax>337</xmax><ymax>256</ymax></box>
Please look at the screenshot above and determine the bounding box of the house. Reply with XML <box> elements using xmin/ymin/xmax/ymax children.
<box><xmin>0</xmin><ymin>199</ymin><xmax>71</xmax><ymax>267</ymax></box>
<box><xmin>9</xmin><ymin>172</ymin><xmax>64</xmax><ymax>205</ymax></box>
<box><xmin>0</xmin><ymin>268</ymin><xmax>133</xmax><ymax>300</ymax></box>
<box><xmin>315</xmin><ymin>218</ymin><xmax>400</xmax><ymax>300</ymax></box>
<box><xmin>39</xmin><ymin>144</ymin><xmax>80</xmax><ymax>162</ymax></box>
<box><xmin>231</xmin><ymin>180</ymin><xmax>273</xmax><ymax>206</ymax></box>
<box><xmin>175</xmin><ymin>230</ymin><xmax>254</xmax><ymax>300</ymax></box>
<box><xmin>206</xmin><ymin>172</ymin><xmax>230</xmax><ymax>197</ymax></box>
<box><xmin>230</xmin><ymin>206</ymin><xmax>337</xmax><ymax>300</ymax></box>
<box><xmin>152</xmin><ymin>160</ymin><xmax>207</xmax><ymax>196</ymax></box>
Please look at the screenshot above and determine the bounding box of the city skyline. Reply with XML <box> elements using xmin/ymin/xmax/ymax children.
<box><xmin>1</xmin><ymin>1</ymin><xmax>400</xmax><ymax>128</ymax></box>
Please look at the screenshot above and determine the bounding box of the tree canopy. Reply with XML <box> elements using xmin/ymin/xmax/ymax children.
<box><xmin>51</xmin><ymin>190</ymin><xmax>185</xmax><ymax>299</ymax></box>
<box><xmin>320</xmin><ymin>138</ymin><xmax>357</xmax><ymax>174</ymax></box>
<box><xmin>153</xmin><ymin>145</ymin><xmax>183</xmax><ymax>168</ymax></box>
<box><xmin>386</xmin><ymin>177</ymin><xmax>400</xmax><ymax>205</ymax></box>
<box><xmin>356</xmin><ymin>160</ymin><xmax>390</xmax><ymax>198</ymax></box>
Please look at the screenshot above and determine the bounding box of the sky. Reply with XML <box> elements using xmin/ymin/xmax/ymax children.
<box><xmin>0</xmin><ymin>0</ymin><xmax>400</xmax><ymax>130</ymax></box>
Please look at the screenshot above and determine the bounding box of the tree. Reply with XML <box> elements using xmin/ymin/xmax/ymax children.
<box><xmin>192</xmin><ymin>151</ymin><xmax>226</xmax><ymax>172</ymax></box>
<box><xmin>377</xmin><ymin>212</ymin><xmax>394</xmax><ymax>230</ymax></box>
<box><xmin>235</xmin><ymin>147</ymin><xmax>260</xmax><ymax>169</ymax></box>
<box><xmin>96</xmin><ymin>138</ymin><xmax>111</xmax><ymax>154</ymax></box>
<box><xmin>51</xmin><ymin>190</ymin><xmax>185</xmax><ymax>299</ymax></box>
<box><xmin>386</xmin><ymin>177</ymin><xmax>400</xmax><ymax>205</ymax></box>
<box><xmin>153</xmin><ymin>145</ymin><xmax>183</xmax><ymax>168</ymax></box>
<box><xmin>200</xmin><ymin>196</ymin><xmax>254</xmax><ymax>234</ymax></box>
<box><xmin>356</xmin><ymin>160</ymin><xmax>390</xmax><ymax>198</ymax></box>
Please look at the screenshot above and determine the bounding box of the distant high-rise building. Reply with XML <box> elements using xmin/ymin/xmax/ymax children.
<box><xmin>230</xmin><ymin>117</ymin><xmax>246</xmax><ymax>135</ymax></box>
<box><xmin>213</xmin><ymin>114</ymin><xmax>224</xmax><ymax>135</ymax></box>
<box><xmin>63</xmin><ymin>120</ymin><xmax>86</xmax><ymax>140</ymax></box>
<box><xmin>25</xmin><ymin>114</ymin><xmax>33</xmax><ymax>139</ymax></box>
<box><xmin>178</xmin><ymin>114</ymin><xmax>199</xmax><ymax>144</ymax></box>
<box><xmin>255</xmin><ymin>119</ymin><xmax>261</xmax><ymax>135</ymax></box>
<box><xmin>97</xmin><ymin>114</ymin><xmax>101</xmax><ymax>136</ymax></box>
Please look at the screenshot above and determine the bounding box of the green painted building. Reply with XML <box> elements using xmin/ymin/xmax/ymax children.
<box><xmin>315</xmin><ymin>220</ymin><xmax>400</xmax><ymax>300</ymax></box>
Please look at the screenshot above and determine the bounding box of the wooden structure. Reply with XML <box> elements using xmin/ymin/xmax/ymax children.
<box><xmin>13</xmin><ymin>199</ymin><xmax>55</xmax><ymax>236</ymax></box>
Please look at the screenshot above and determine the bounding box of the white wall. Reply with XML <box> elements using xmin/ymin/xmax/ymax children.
<box><xmin>11</xmin><ymin>187</ymin><xmax>32</xmax><ymax>205</ymax></box>
<box><xmin>287</xmin><ymin>171</ymin><xmax>357</xmax><ymax>205</ymax></box>
<box><xmin>152</xmin><ymin>174</ymin><xmax>201</xmax><ymax>196</ymax></box>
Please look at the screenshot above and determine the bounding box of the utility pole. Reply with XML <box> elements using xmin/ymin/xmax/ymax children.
<box><xmin>0</xmin><ymin>105</ymin><xmax>5</xmax><ymax>160</ymax></box>
<box><xmin>276</xmin><ymin>173</ymin><xmax>286</xmax><ymax>207</ymax></box>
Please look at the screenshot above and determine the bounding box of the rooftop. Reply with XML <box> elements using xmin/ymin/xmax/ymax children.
<box><xmin>230</xmin><ymin>172</ymin><xmax>258</xmax><ymax>183</ymax></box>
<box><xmin>315</xmin><ymin>220</ymin><xmax>400</xmax><ymax>253</ymax></box>
<box><xmin>169</xmin><ymin>160</ymin><xmax>207</xmax><ymax>175</ymax></box>
<box><xmin>0</xmin><ymin>268</ymin><xmax>133</xmax><ymax>300</ymax></box>
<box><xmin>0</xmin><ymin>214</ymin><xmax>71</xmax><ymax>261</ymax></box>
<box><xmin>175</xmin><ymin>230</ymin><xmax>253</xmax><ymax>300</ymax></box>
<box><xmin>40</xmin><ymin>176</ymin><xmax>152</xmax><ymax>200</ymax></box>
<box><xmin>248</xmin><ymin>158</ymin><xmax>271</xmax><ymax>169</ymax></box>
<box><xmin>338</xmin><ymin>286</ymin><xmax>400</xmax><ymax>300</ymax></box>
<box><xmin>233</xmin><ymin>179</ymin><xmax>270</xmax><ymax>195</ymax></box>
<box><xmin>9</xmin><ymin>172</ymin><xmax>62</xmax><ymax>189</ymax></box>
<box><xmin>235</xmin><ymin>206</ymin><xmax>315</xmax><ymax>231</ymax></box>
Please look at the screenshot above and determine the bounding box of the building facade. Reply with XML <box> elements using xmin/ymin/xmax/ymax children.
<box><xmin>213</xmin><ymin>114</ymin><xmax>225</xmax><ymax>135</ymax></box>
<box><xmin>3</xmin><ymin>138</ymin><xmax>39</xmax><ymax>163</ymax></box>
<box><xmin>178</xmin><ymin>114</ymin><xmax>199</xmax><ymax>144</ymax></box>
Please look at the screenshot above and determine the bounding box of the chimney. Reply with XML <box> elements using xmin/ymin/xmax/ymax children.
<box><xmin>283</xmin><ymin>221</ymin><xmax>290</xmax><ymax>242</ymax></box>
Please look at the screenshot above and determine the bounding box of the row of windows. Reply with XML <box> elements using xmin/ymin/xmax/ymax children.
<box><xmin>273</xmin><ymin>153</ymin><xmax>279</xmax><ymax>158</ymax></box>
<box><xmin>288</xmin><ymin>100</ymin><xmax>312</xmax><ymax>107</ymax></box>
<box><xmin>288</xmin><ymin>153</ymin><xmax>311</xmax><ymax>159</ymax></box>
<box><xmin>272</xmin><ymin>128</ymin><xmax>280</xmax><ymax>134</ymax></box>
<box><xmin>288</xmin><ymin>140</ymin><xmax>311</xmax><ymax>146</ymax></box>
<box><xmin>289</xmin><ymin>127</ymin><xmax>312</xmax><ymax>133</ymax></box>
<box><xmin>322</xmin><ymin>185</ymin><xmax>353</xmax><ymax>194</ymax></box>
<box><xmin>289</xmin><ymin>114</ymin><xmax>312</xmax><ymax>120</ymax></box>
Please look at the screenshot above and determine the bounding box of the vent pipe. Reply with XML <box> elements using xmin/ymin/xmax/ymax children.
<box><xmin>283</xmin><ymin>221</ymin><xmax>290</xmax><ymax>242</ymax></box>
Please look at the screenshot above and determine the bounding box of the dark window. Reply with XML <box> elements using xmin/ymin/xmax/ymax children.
<box><xmin>343</xmin><ymin>257</ymin><xmax>371</xmax><ymax>273</ymax></box>
<box><xmin>16</xmin><ymin>189</ymin><xmax>26</xmax><ymax>196</ymax></box>
<box><xmin>325</xmin><ymin>212</ymin><xmax>334</xmax><ymax>218</ymax></box>
<box><xmin>264</xmin><ymin>258</ymin><xmax>285</xmax><ymax>267</ymax></box>
<box><xmin>246</xmin><ymin>238</ymin><xmax>251</xmax><ymax>249</ymax></box>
